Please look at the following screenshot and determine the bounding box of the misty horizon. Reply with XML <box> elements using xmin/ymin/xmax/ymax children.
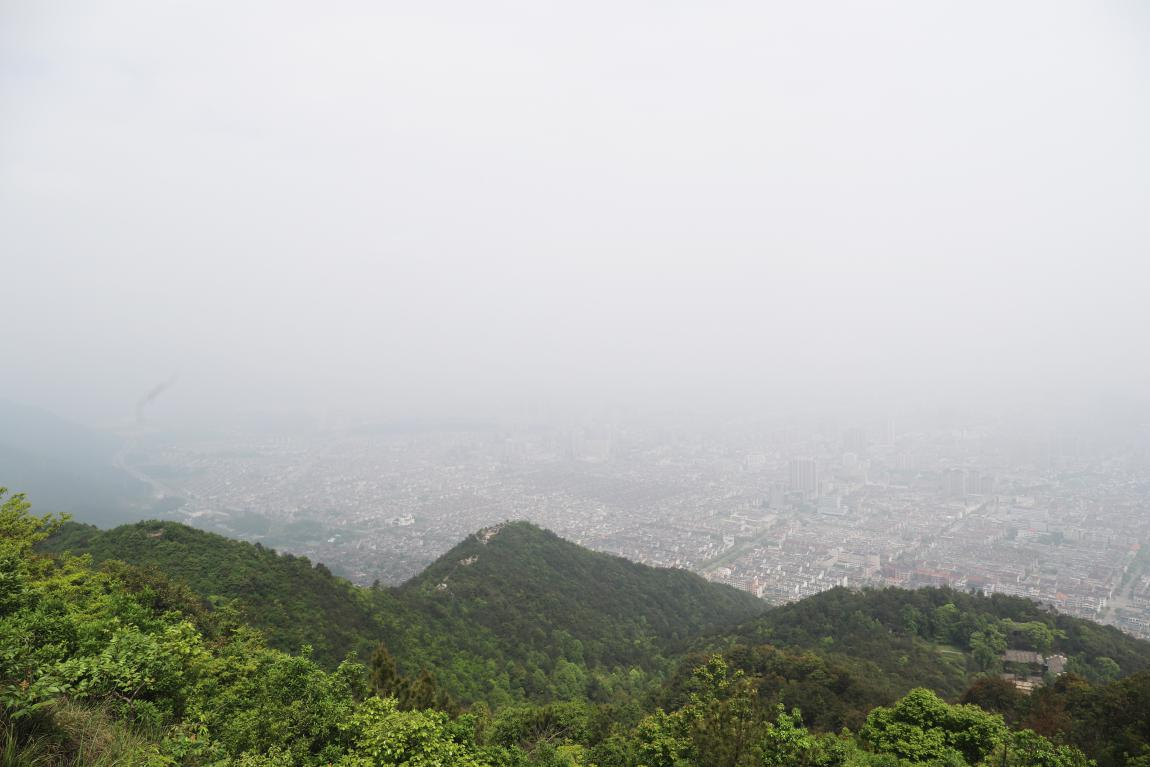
<box><xmin>5</xmin><ymin>6</ymin><xmax>1150</xmax><ymax>761</ymax></box>
<box><xmin>3</xmin><ymin>1</ymin><xmax>1150</xmax><ymax>428</ymax></box>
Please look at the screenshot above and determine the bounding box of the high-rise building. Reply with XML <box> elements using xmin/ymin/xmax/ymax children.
<box><xmin>878</xmin><ymin>418</ymin><xmax>895</xmax><ymax>446</ymax></box>
<box><xmin>945</xmin><ymin>468</ymin><xmax>967</xmax><ymax>498</ymax></box>
<box><xmin>789</xmin><ymin>457</ymin><xmax>819</xmax><ymax>499</ymax></box>
<box><xmin>768</xmin><ymin>482</ymin><xmax>787</xmax><ymax>509</ymax></box>
<box><xmin>843</xmin><ymin>427</ymin><xmax>868</xmax><ymax>456</ymax></box>
<box><xmin>965</xmin><ymin>471</ymin><xmax>996</xmax><ymax>496</ymax></box>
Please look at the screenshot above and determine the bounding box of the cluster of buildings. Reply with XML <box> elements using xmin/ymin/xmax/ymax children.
<box><xmin>135</xmin><ymin>414</ymin><xmax>1150</xmax><ymax>639</ymax></box>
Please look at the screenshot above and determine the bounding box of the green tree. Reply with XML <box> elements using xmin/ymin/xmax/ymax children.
<box><xmin>902</xmin><ymin>604</ymin><xmax>924</xmax><ymax>636</ymax></box>
<box><xmin>971</xmin><ymin>626</ymin><xmax>1007</xmax><ymax>672</ymax></box>
<box><xmin>632</xmin><ymin>655</ymin><xmax>764</xmax><ymax>767</ymax></box>
<box><xmin>336</xmin><ymin>696</ymin><xmax>493</xmax><ymax>766</ymax></box>
<box><xmin>933</xmin><ymin>603</ymin><xmax>961</xmax><ymax>644</ymax></box>
<box><xmin>1022</xmin><ymin>622</ymin><xmax>1057</xmax><ymax>657</ymax></box>
<box><xmin>1092</xmin><ymin>657</ymin><xmax>1119</xmax><ymax>684</ymax></box>
<box><xmin>997</xmin><ymin>729</ymin><xmax>1094</xmax><ymax>767</ymax></box>
<box><xmin>760</xmin><ymin>705</ymin><xmax>847</xmax><ymax>767</ymax></box>
<box><xmin>552</xmin><ymin>659</ymin><xmax>587</xmax><ymax>702</ymax></box>
<box><xmin>861</xmin><ymin>688</ymin><xmax>1007</xmax><ymax>764</ymax></box>
<box><xmin>369</xmin><ymin>642</ymin><xmax>403</xmax><ymax>698</ymax></box>
<box><xmin>960</xmin><ymin>676</ymin><xmax>1024</xmax><ymax>722</ymax></box>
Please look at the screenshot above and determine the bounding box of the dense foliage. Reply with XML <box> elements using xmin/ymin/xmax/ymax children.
<box><xmin>10</xmin><ymin>489</ymin><xmax>1150</xmax><ymax>766</ymax></box>
<box><xmin>41</xmin><ymin>519</ymin><xmax>765</xmax><ymax>705</ymax></box>
<box><xmin>961</xmin><ymin>671</ymin><xmax>1150</xmax><ymax>767</ymax></box>
<box><xmin>726</xmin><ymin>586</ymin><xmax>1150</xmax><ymax>697</ymax></box>
<box><xmin>399</xmin><ymin>522</ymin><xmax>765</xmax><ymax>687</ymax></box>
<box><xmin>41</xmin><ymin>522</ymin><xmax>391</xmax><ymax>668</ymax></box>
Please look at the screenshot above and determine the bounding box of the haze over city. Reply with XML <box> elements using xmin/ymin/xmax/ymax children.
<box><xmin>8</xmin><ymin>6</ymin><xmax>1150</xmax><ymax>764</ymax></box>
<box><xmin>3</xmin><ymin>0</ymin><xmax>1150</xmax><ymax>638</ymax></box>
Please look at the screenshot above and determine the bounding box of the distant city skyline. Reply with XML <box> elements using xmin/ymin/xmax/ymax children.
<box><xmin>32</xmin><ymin>403</ymin><xmax>1134</xmax><ymax>642</ymax></box>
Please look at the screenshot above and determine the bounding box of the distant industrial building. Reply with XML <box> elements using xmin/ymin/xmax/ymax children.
<box><xmin>789</xmin><ymin>457</ymin><xmax>819</xmax><ymax>499</ymax></box>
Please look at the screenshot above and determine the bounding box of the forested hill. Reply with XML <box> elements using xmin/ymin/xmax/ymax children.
<box><xmin>718</xmin><ymin>585</ymin><xmax>1150</xmax><ymax>698</ymax></box>
<box><xmin>40</xmin><ymin>518</ymin><xmax>766</xmax><ymax>703</ymax></box>
<box><xmin>13</xmin><ymin>489</ymin><xmax>1150</xmax><ymax>766</ymax></box>
<box><xmin>40</xmin><ymin>520</ymin><xmax>397</xmax><ymax>666</ymax></box>
<box><xmin>42</xmin><ymin>520</ymin><xmax>1150</xmax><ymax>709</ymax></box>
<box><xmin>401</xmin><ymin>521</ymin><xmax>766</xmax><ymax>664</ymax></box>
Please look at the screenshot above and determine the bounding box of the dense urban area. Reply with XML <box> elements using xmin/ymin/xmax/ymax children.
<box><xmin>125</xmin><ymin>413</ymin><xmax>1150</xmax><ymax>641</ymax></box>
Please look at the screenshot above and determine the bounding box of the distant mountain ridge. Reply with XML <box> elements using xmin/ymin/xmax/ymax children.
<box><xmin>0</xmin><ymin>399</ymin><xmax>149</xmax><ymax>525</ymax></box>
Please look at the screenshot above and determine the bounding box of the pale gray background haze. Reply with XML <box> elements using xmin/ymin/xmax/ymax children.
<box><xmin>2</xmin><ymin>1</ymin><xmax>1149</xmax><ymax>426</ymax></box>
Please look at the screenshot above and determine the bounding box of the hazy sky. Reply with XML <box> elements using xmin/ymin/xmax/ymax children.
<box><xmin>2</xmin><ymin>1</ymin><xmax>1148</xmax><ymax>425</ymax></box>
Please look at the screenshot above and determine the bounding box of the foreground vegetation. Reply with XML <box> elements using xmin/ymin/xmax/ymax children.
<box><xmin>41</xmin><ymin>518</ymin><xmax>766</xmax><ymax>705</ymax></box>
<box><xmin>6</xmin><ymin>488</ymin><xmax>1150</xmax><ymax>765</ymax></box>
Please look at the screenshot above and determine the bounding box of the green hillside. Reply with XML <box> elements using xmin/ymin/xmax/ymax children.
<box><xmin>40</xmin><ymin>519</ymin><xmax>767</xmax><ymax>705</ymax></box>
<box><xmin>9</xmin><ymin>488</ymin><xmax>1150</xmax><ymax>765</ymax></box>
<box><xmin>400</xmin><ymin>521</ymin><xmax>766</xmax><ymax>668</ymax></box>
<box><xmin>40</xmin><ymin>520</ymin><xmax>399</xmax><ymax>667</ymax></box>
<box><xmin>40</xmin><ymin>518</ymin><xmax>1150</xmax><ymax>715</ymax></box>
<box><xmin>643</xmin><ymin>585</ymin><xmax>1150</xmax><ymax>741</ymax></box>
<box><xmin>722</xmin><ymin>586</ymin><xmax>1150</xmax><ymax>698</ymax></box>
